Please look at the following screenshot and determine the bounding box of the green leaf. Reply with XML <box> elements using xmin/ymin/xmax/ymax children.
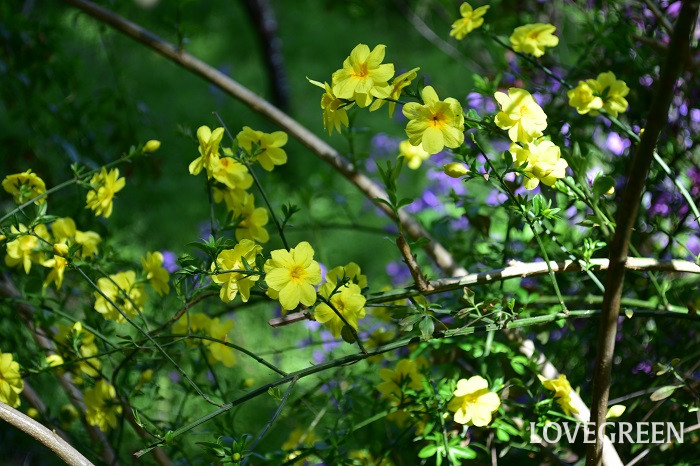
<box><xmin>650</xmin><ymin>385</ymin><xmax>680</xmax><ymax>401</ymax></box>
<box><xmin>419</xmin><ymin>317</ymin><xmax>434</xmax><ymax>341</ymax></box>
<box><xmin>418</xmin><ymin>444</ymin><xmax>438</xmax><ymax>459</ymax></box>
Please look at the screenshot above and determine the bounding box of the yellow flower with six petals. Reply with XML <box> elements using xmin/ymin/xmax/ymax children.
<box><xmin>403</xmin><ymin>86</ymin><xmax>465</xmax><ymax>154</ymax></box>
<box><xmin>494</xmin><ymin>88</ymin><xmax>547</xmax><ymax>143</ymax></box>
<box><xmin>509</xmin><ymin>23</ymin><xmax>559</xmax><ymax>57</ymax></box>
<box><xmin>447</xmin><ymin>376</ymin><xmax>500</xmax><ymax>426</ymax></box>
<box><xmin>264</xmin><ymin>242</ymin><xmax>322</xmax><ymax>312</ymax></box>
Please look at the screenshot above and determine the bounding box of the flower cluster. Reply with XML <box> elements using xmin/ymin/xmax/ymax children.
<box><xmin>173</xmin><ymin>312</ymin><xmax>237</xmax><ymax>367</ymax></box>
<box><xmin>539</xmin><ymin>374</ymin><xmax>579</xmax><ymax>416</ymax></box>
<box><xmin>309</xmin><ymin>44</ymin><xmax>422</xmax><ymax>135</ymax></box>
<box><xmin>3</xmin><ymin>216</ymin><xmax>101</xmax><ymax>289</ymax></box>
<box><xmin>568</xmin><ymin>71</ymin><xmax>629</xmax><ymax>117</ymax></box>
<box><xmin>93</xmin><ymin>271</ymin><xmax>146</xmax><ymax>323</ymax></box>
<box><xmin>314</xmin><ymin>263</ymin><xmax>367</xmax><ymax>338</ymax></box>
<box><xmin>0</xmin><ymin>350</ymin><xmax>24</xmax><ymax>408</ymax></box>
<box><xmin>54</xmin><ymin>322</ymin><xmax>101</xmax><ymax>379</ymax></box>
<box><xmin>189</xmin><ymin>125</ymin><xmax>277</xmax><ymax>244</ymax></box>
<box><xmin>84</xmin><ymin>379</ymin><xmax>122</xmax><ymax>432</ymax></box>
<box><xmin>85</xmin><ymin>167</ymin><xmax>126</xmax><ymax>218</ymax></box>
<box><xmin>2</xmin><ymin>169</ymin><xmax>46</xmax><ymax>205</ymax></box>
<box><xmin>495</xmin><ymin>87</ymin><xmax>568</xmax><ymax>189</ymax></box>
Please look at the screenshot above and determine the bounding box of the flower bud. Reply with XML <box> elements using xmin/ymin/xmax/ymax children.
<box><xmin>143</xmin><ymin>139</ymin><xmax>161</xmax><ymax>153</ymax></box>
<box><xmin>53</xmin><ymin>243</ymin><xmax>69</xmax><ymax>256</ymax></box>
<box><xmin>443</xmin><ymin>162</ymin><xmax>469</xmax><ymax>178</ymax></box>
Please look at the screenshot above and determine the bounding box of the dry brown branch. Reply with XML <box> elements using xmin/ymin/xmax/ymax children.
<box><xmin>586</xmin><ymin>3</ymin><xmax>699</xmax><ymax>465</ymax></box>
<box><xmin>0</xmin><ymin>402</ymin><xmax>94</xmax><ymax>466</ymax></box>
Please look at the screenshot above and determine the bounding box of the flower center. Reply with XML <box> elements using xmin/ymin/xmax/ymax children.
<box><xmin>289</xmin><ymin>265</ymin><xmax>307</xmax><ymax>282</ymax></box>
<box><xmin>519</xmin><ymin>105</ymin><xmax>531</xmax><ymax>116</ymax></box>
<box><xmin>429</xmin><ymin>112</ymin><xmax>447</xmax><ymax>127</ymax></box>
<box><xmin>354</xmin><ymin>63</ymin><xmax>369</xmax><ymax>78</ymax></box>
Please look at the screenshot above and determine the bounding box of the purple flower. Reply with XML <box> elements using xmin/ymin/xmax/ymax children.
<box><xmin>605</xmin><ymin>132</ymin><xmax>631</xmax><ymax>156</ymax></box>
<box><xmin>687</xmin><ymin>235</ymin><xmax>700</xmax><ymax>257</ymax></box>
<box><xmin>386</xmin><ymin>260</ymin><xmax>411</xmax><ymax>285</ymax></box>
<box><xmin>370</xmin><ymin>133</ymin><xmax>401</xmax><ymax>156</ymax></box>
<box><xmin>465</xmin><ymin>92</ymin><xmax>496</xmax><ymax>114</ymax></box>
<box><xmin>161</xmin><ymin>250</ymin><xmax>179</xmax><ymax>273</ymax></box>
<box><xmin>485</xmin><ymin>189</ymin><xmax>508</xmax><ymax>206</ymax></box>
<box><xmin>632</xmin><ymin>360</ymin><xmax>653</xmax><ymax>375</ymax></box>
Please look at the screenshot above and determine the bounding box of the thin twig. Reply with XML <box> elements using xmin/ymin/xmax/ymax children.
<box><xmin>244</xmin><ymin>376</ymin><xmax>299</xmax><ymax>463</ymax></box>
<box><xmin>586</xmin><ymin>5</ymin><xmax>699</xmax><ymax>465</ymax></box>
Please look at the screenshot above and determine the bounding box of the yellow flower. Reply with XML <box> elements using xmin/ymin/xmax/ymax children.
<box><xmin>369</xmin><ymin>67</ymin><xmax>420</xmax><ymax>117</ymax></box>
<box><xmin>447</xmin><ymin>376</ymin><xmax>500</xmax><ymax>426</ymax></box>
<box><xmin>212</xmin><ymin>185</ymin><xmax>248</xmax><ymax>212</ymax></box>
<box><xmin>377</xmin><ymin>358</ymin><xmax>425</xmax><ymax>400</ymax></box>
<box><xmin>43</xmin><ymin>253</ymin><xmax>68</xmax><ymax>289</ymax></box>
<box><xmin>399</xmin><ymin>139</ymin><xmax>431</xmax><ymax>169</ymax></box>
<box><xmin>51</xmin><ymin>217</ymin><xmax>77</xmax><ymax>242</ymax></box>
<box><xmin>494</xmin><ymin>88</ymin><xmax>547</xmax><ymax>143</ymax></box>
<box><xmin>2</xmin><ymin>169</ymin><xmax>46</xmax><ymax>205</ymax></box>
<box><xmin>211</xmin><ymin>239</ymin><xmax>263</xmax><ymax>303</ymax></box>
<box><xmin>325</xmin><ymin>262</ymin><xmax>368</xmax><ymax>289</ymax></box>
<box><xmin>264</xmin><ymin>242</ymin><xmax>322</xmax><ymax>312</ymax></box>
<box><xmin>567</xmin><ymin>80</ymin><xmax>604</xmax><ymax>115</ymax></box>
<box><xmin>46</xmin><ymin>354</ymin><xmax>64</xmax><ymax>367</ymax></box>
<box><xmin>232</xmin><ymin>193</ymin><xmax>269</xmax><ymax>244</ymax></box>
<box><xmin>141</xmin><ymin>251</ymin><xmax>170</xmax><ymax>296</ymax></box>
<box><xmin>591</xmin><ymin>71</ymin><xmax>629</xmax><ymax>117</ymax></box>
<box><xmin>309</xmin><ymin>79</ymin><xmax>353</xmax><ymax>136</ymax></box>
<box><xmin>509</xmin><ymin>139</ymin><xmax>568</xmax><ymax>189</ymax></box>
<box><xmin>50</xmin><ymin>217</ymin><xmax>101</xmax><ymax>258</ymax></box>
<box><xmin>314</xmin><ymin>282</ymin><xmax>366</xmax><ymax>338</ymax></box>
<box><xmin>85</xmin><ymin>167</ymin><xmax>125</xmax><ymax>218</ymax></box>
<box><xmin>207</xmin><ymin>317</ymin><xmax>236</xmax><ymax>367</ymax></box>
<box><xmin>209</xmin><ymin>155</ymin><xmax>253</xmax><ymax>191</ymax></box>
<box><xmin>55</xmin><ymin>322</ymin><xmax>101</xmax><ymax>377</ymax></box>
<box><xmin>0</xmin><ymin>350</ymin><xmax>24</xmax><ymax>408</ymax></box>
<box><xmin>74</xmin><ymin>230</ymin><xmax>101</xmax><ymax>258</ymax></box>
<box><xmin>143</xmin><ymin>139</ymin><xmax>161</xmax><ymax>153</ymax></box>
<box><xmin>403</xmin><ymin>86</ymin><xmax>465</xmax><ymax>154</ymax></box>
<box><xmin>93</xmin><ymin>271</ymin><xmax>146</xmax><ymax>323</ymax></box>
<box><xmin>173</xmin><ymin>312</ymin><xmax>212</xmax><ymax>340</ymax></box>
<box><xmin>509</xmin><ymin>23</ymin><xmax>559</xmax><ymax>57</ymax></box>
<box><xmin>84</xmin><ymin>379</ymin><xmax>122</xmax><ymax>432</ymax></box>
<box><xmin>332</xmin><ymin>44</ymin><xmax>395</xmax><ymax>108</ymax></box>
<box><xmin>450</xmin><ymin>2</ymin><xmax>490</xmax><ymax>40</ymax></box>
<box><xmin>237</xmin><ymin>126</ymin><xmax>288</xmax><ymax>172</ymax></box>
<box><xmin>5</xmin><ymin>224</ymin><xmax>50</xmax><ymax>274</ymax></box>
<box><xmin>189</xmin><ymin>126</ymin><xmax>225</xmax><ymax>176</ymax></box>
<box><xmin>443</xmin><ymin>162</ymin><xmax>469</xmax><ymax>178</ymax></box>
<box><xmin>540</xmin><ymin>374</ymin><xmax>579</xmax><ymax>416</ymax></box>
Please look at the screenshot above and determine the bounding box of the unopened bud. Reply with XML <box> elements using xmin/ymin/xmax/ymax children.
<box><xmin>443</xmin><ymin>162</ymin><xmax>469</xmax><ymax>178</ymax></box>
<box><xmin>143</xmin><ymin>139</ymin><xmax>161</xmax><ymax>153</ymax></box>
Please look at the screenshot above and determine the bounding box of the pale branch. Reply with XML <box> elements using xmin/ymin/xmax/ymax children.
<box><xmin>0</xmin><ymin>402</ymin><xmax>94</xmax><ymax>466</ymax></box>
<box><xmin>60</xmin><ymin>0</ymin><xmax>466</xmax><ymax>278</ymax></box>
<box><xmin>269</xmin><ymin>257</ymin><xmax>700</xmax><ymax>327</ymax></box>
<box><xmin>0</xmin><ymin>275</ymin><xmax>119</xmax><ymax>465</ymax></box>
<box><xmin>587</xmin><ymin>3</ymin><xmax>699</xmax><ymax>465</ymax></box>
